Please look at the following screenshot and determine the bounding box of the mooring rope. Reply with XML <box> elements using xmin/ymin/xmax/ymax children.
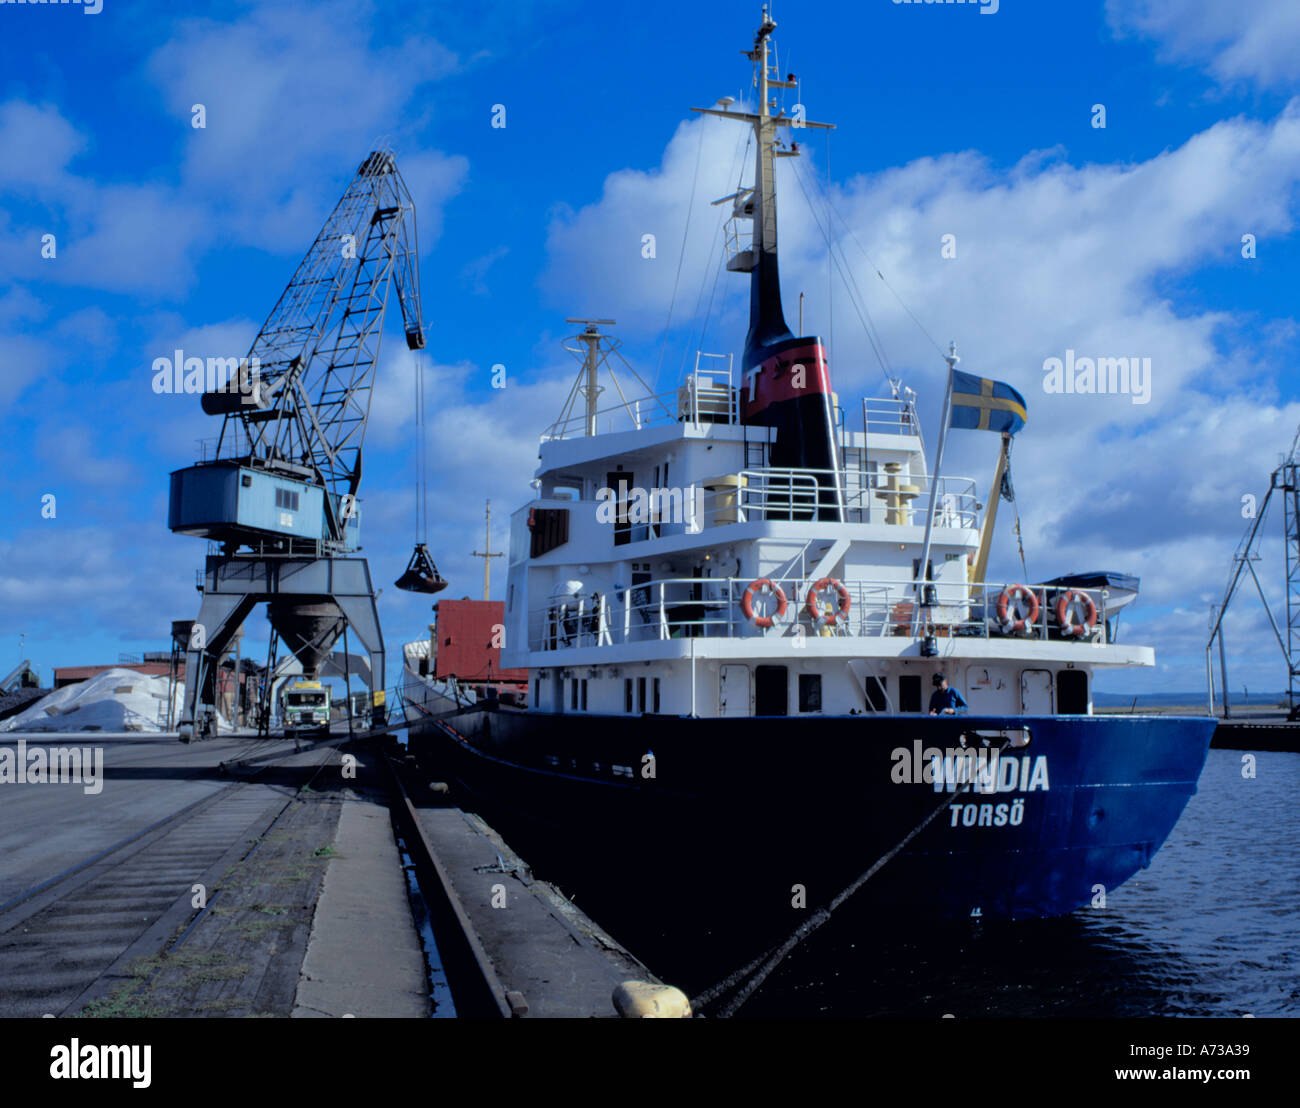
<box><xmin>691</xmin><ymin>735</ymin><xmax>1011</xmax><ymax>1018</ymax></box>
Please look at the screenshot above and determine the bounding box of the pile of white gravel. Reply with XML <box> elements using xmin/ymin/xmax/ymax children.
<box><xmin>0</xmin><ymin>668</ymin><xmax>209</xmax><ymax>734</ymax></box>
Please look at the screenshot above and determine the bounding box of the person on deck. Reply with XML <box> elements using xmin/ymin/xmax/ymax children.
<box><xmin>929</xmin><ymin>672</ymin><xmax>967</xmax><ymax>716</ymax></box>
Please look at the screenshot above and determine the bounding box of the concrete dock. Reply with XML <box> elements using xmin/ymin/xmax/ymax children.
<box><xmin>409</xmin><ymin>802</ymin><xmax>656</xmax><ymax>1017</ymax></box>
<box><xmin>292</xmin><ymin>797</ymin><xmax>430</xmax><ymax>1018</ymax></box>
<box><xmin>0</xmin><ymin>729</ymin><xmax>658</xmax><ymax>1019</ymax></box>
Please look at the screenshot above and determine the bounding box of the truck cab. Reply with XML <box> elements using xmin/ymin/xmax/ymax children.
<box><xmin>280</xmin><ymin>678</ymin><xmax>331</xmax><ymax>739</ymax></box>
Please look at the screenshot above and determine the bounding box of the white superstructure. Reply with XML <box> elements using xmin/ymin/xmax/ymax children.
<box><xmin>500</xmin><ymin>343</ymin><xmax>1149</xmax><ymax>721</ymax></box>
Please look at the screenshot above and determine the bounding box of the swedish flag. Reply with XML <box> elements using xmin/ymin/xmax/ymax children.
<box><xmin>949</xmin><ymin>370</ymin><xmax>1027</xmax><ymax>435</ymax></box>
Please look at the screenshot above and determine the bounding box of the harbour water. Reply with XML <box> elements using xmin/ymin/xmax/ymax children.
<box><xmin>734</xmin><ymin>748</ymin><xmax>1299</xmax><ymax>1018</ymax></box>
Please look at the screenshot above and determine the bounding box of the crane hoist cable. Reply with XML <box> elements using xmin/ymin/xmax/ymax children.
<box><xmin>395</xmin><ymin>347</ymin><xmax>447</xmax><ymax>595</ymax></box>
<box><xmin>415</xmin><ymin>347</ymin><xmax>428</xmax><ymax>543</ymax></box>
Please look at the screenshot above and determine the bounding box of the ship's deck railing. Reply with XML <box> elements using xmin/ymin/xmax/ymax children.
<box><xmin>693</xmin><ymin>469</ymin><xmax>977</xmax><ymax>529</ymax></box>
<box><xmin>534</xmin><ymin>467</ymin><xmax>978</xmax><ymax>539</ymax></box>
<box><xmin>542</xmin><ymin>361</ymin><xmax>739</xmax><ymax>441</ymax></box>
<box><xmin>862</xmin><ymin>396</ymin><xmax>923</xmax><ymax>438</ymax></box>
<box><xmin>540</xmin><ymin>364</ymin><xmax>922</xmax><ymax>444</ymax></box>
<box><xmin>530</xmin><ymin>575</ymin><xmax>1115</xmax><ymax>652</ymax></box>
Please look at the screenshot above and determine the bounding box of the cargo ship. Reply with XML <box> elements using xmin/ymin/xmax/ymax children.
<box><xmin>404</xmin><ymin>8</ymin><xmax>1214</xmax><ymax>951</ymax></box>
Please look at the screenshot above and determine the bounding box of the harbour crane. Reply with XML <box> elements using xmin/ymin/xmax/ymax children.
<box><xmin>169</xmin><ymin>150</ymin><xmax>444</xmax><ymax>740</ymax></box>
<box><xmin>1207</xmin><ymin>422</ymin><xmax>1300</xmax><ymax>720</ymax></box>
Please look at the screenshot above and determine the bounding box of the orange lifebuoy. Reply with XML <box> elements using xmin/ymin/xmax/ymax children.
<box><xmin>806</xmin><ymin>577</ymin><xmax>851</xmax><ymax>626</ymax></box>
<box><xmin>996</xmin><ymin>584</ymin><xmax>1039</xmax><ymax>632</ymax></box>
<box><xmin>1055</xmin><ymin>589</ymin><xmax>1097</xmax><ymax>637</ymax></box>
<box><xmin>742</xmin><ymin>578</ymin><xmax>787</xmax><ymax>629</ymax></box>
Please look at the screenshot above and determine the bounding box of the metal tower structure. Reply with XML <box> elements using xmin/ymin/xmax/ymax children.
<box><xmin>1207</xmin><ymin>424</ymin><xmax>1300</xmax><ymax>719</ymax></box>
<box><xmin>1284</xmin><ymin>451</ymin><xmax>1300</xmax><ymax>716</ymax></box>
<box><xmin>169</xmin><ymin>150</ymin><xmax>427</xmax><ymax>740</ymax></box>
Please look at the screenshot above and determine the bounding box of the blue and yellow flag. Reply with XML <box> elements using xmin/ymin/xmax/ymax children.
<box><xmin>949</xmin><ymin>370</ymin><xmax>1027</xmax><ymax>435</ymax></box>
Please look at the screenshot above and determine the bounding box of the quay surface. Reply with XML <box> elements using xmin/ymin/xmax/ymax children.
<box><xmin>0</xmin><ymin>729</ymin><xmax>657</xmax><ymax>1018</ymax></box>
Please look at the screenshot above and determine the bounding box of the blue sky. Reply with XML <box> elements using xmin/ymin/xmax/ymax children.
<box><xmin>2</xmin><ymin>0</ymin><xmax>1299</xmax><ymax>696</ymax></box>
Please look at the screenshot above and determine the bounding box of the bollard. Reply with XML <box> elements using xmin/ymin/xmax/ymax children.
<box><xmin>612</xmin><ymin>981</ymin><xmax>692</xmax><ymax>1018</ymax></box>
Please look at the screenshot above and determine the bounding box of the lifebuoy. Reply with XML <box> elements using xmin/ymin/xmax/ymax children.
<box><xmin>806</xmin><ymin>577</ymin><xmax>851</xmax><ymax>626</ymax></box>
<box><xmin>1055</xmin><ymin>589</ymin><xmax>1097</xmax><ymax>637</ymax></box>
<box><xmin>742</xmin><ymin>578</ymin><xmax>787</xmax><ymax>629</ymax></box>
<box><xmin>996</xmin><ymin>584</ymin><xmax>1039</xmax><ymax>633</ymax></box>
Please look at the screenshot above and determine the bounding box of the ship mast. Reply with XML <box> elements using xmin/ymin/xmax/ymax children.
<box><xmin>470</xmin><ymin>499</ymin><xmax>503</xmax><ymax>601</ymax></box>
<box><xmin>692</xmin><ymin>5</ymin><xmax>833</xmax><ymax>366</ymax></box>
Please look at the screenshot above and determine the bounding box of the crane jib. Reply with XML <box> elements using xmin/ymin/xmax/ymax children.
<box><xmin>172</xmin><ymin>148</ymin><xmax>427</xmax><ymax>555</ymax></box>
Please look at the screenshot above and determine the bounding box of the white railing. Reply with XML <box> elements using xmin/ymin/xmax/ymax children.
<box><xmin>542</xmin><ymin>368</ymin><xmax>916</xmax><ymax>444</ymax></box>
<box><xmin>862</xmin><ymin>396</ymin><xmax>922</xmax><ymax>436</ymax></box>
<box><xmin>533</xmin><ymin>468</ymin><xmax>979</xmax><ymax>544</ymax></box>
<box><xmin>542</xmin><ymin>356</ymin><xmax>738</xmax><ymax>441</ymax></box>
<box><xmin>530</xmin><ymin>576</ymin><xmax>1113</xmax><ymax>652</ymax></box>
<box><xmin>541</xmin><ymin>387</ymin><xmax>683</xmax><ymax>441</ymax></box>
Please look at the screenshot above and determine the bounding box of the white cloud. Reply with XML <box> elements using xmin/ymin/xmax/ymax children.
<box><xmin>0</xmin><ymin>102</ymin><xmax>213</xmax><ymax>296</ymax></box>
<box><xmin>0</xmin><ymin>101</ymin><xmax>86</xmax><ymax>189</ymax></box>
<box><xmin>0</xmin><ymin>0</ymin><xmax>467</xmax><ymax>298</ymax></box>
<box><xmin>460</xmin><ymin>246</ymin><xmax>510</xmax><ymax>296</ymax></box>
<box><xmin>0</xmin><ymin>331</ymin><xmax>57</xmax><ymax>415</ymax></box>
<box><xmin>0</xmin><ymin>524</ymin><xmax>203</xmax><ymax>643</ymax></box>
<box><xmin>541</xmin><ymin>112</ymin><xmax>754</xmax><ymax>343</ymax></box>
<box><xmin>144</xmin><ymin>0</ymin><xmax>464</xmax><ymax>251</ymax></box>
<box><xmin>1107</xmin><ymin>0</ymin><xmax>1300</xmax><ymax>90</ymax></box>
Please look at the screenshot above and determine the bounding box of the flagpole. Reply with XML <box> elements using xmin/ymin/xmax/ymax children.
<box><xmin>915</xmin><ymin>343</ymin><xmax>960</xmax><ymax>630</ymax></box>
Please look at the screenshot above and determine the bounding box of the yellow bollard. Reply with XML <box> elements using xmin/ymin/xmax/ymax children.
<box><xmin>612</xmin><ymin>981</ymin><xmax>692</xmax><ymax>1018</ymax></box>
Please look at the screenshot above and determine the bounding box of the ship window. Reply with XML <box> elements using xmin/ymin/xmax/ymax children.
<box><xmin>638</xmin><ymin>676</ymin><xmax>646</xmax><ymax>713</ymax></box>
<box><xmin>580</xmin><ymin>679</ymin><xmax>588</xmax><ymax>711</ymax></box>
<box><xmin>530</xmin><ymin>507</ymin><xmax>570</xmax><ymax>557</ymax></box>
<box><xmin>864</xmin><ymin>675</ymin><xmax>888</xmax><ymax>712</ymax></box>
<box><xmin>798</xmin><ymin>674</ymin><xmax>822</xmax><ymax>713</ymax></box>
<box><xmin>1058</xmin><ymin>669</ymin><xmax>1088</xmax><ymax>714</ymax></box>
<box><xmin>275</xmin><ymin>488</ymin><xmax>300</xmax><ymax>511</ymax></box>
<box><xmin>625</xmin><ymin>678</ymin><xmax>633</xmax><ymax>713</ymax></box>
<box><xmin>911</xmin><ymin>558</ymin><xmax>934</xmax><ymax>582</ymax></box>
<box><xmin>755</xmin><ymin>665</ymin><xmax>788</xmax><ymax>716</ymax></box>
<box><xmin>899</xmin><ymin>674</ymin><xmax>922</xmax><ymax>713</ymax></box>
<box><xmin>552</xmin><ymin>475</ymin><xmax>583</xmax><ymax>501</ymax></box>
<box><xmin>533</xmin><ymin>678</ymin><xmax>539</xmax><ymax>705</ymax></box>
<box><xmin>652</xmin><ymin>677</ymin><xmax>660</xmax><ymax>714</ymax></box>
<box><xmin>571</xmin><ymin>679</ymin><xmax>579</xmax><ymax>710</ymax></box>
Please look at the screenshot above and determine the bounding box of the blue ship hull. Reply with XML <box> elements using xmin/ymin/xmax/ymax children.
<box><xmin>408</xmin><ymin>710</ymin><xmax>1214</xmax><ymax>925</ymax></box>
